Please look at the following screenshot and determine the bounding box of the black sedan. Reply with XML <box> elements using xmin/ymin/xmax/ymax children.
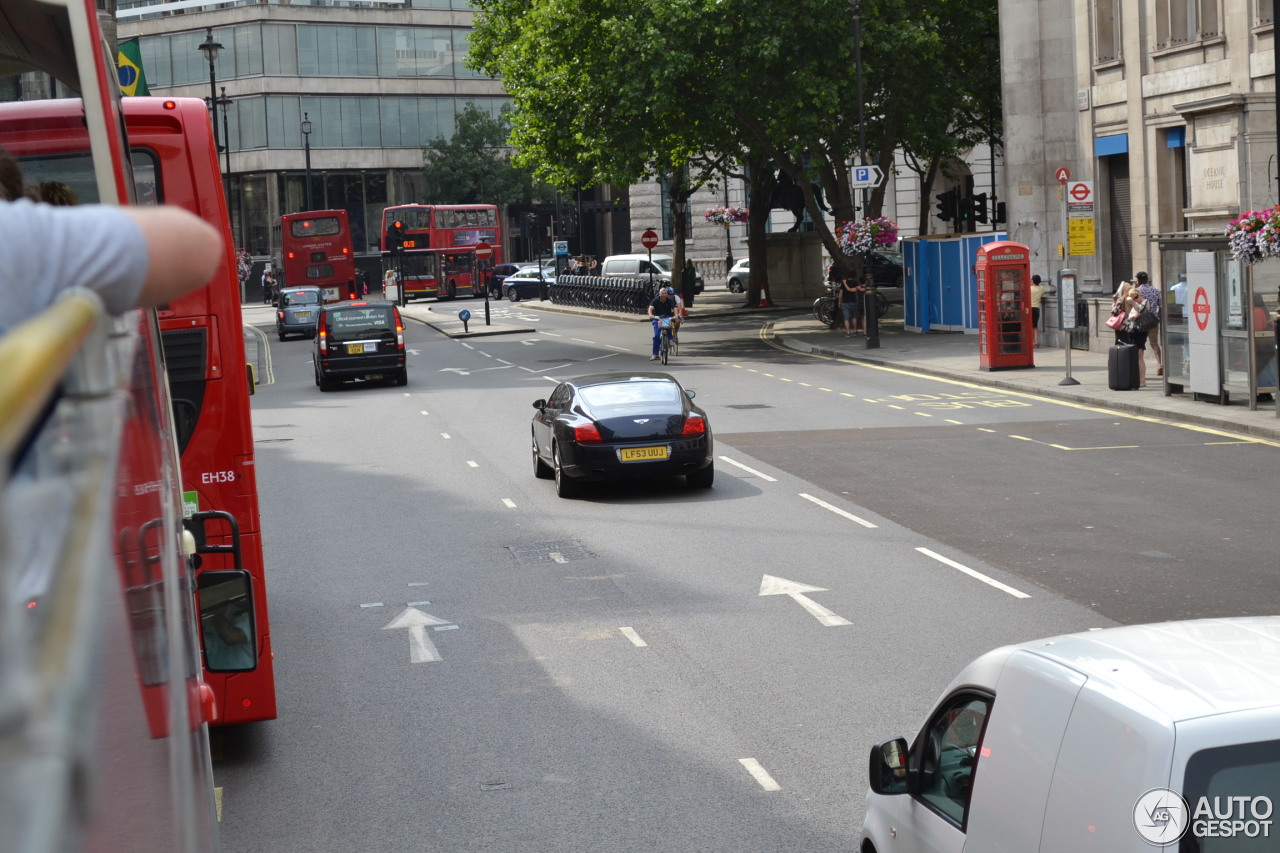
<box><xmin>531</xmin><ymin>373</ymin><xmax>714</xmax><ymax>497</ymax></box>
<box><xmin>502</xmin><ymin>267</ymin><xmax>554</xmax><ymax>302</ymax></box>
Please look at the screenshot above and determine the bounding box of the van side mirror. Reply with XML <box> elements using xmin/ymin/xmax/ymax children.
<box><xmin>196</xmin><ymin>570</ymin><xmax>258</xmax><ymax>672</ymax></box>
<box><xmin>869</xmin><ymin>737</ymin><xmax>912</xmax><ymax>795</ymax></box>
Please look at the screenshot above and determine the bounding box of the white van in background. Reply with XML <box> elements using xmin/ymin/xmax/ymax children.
<box><xmin>600</xmin><ymin>254</ymin><xmax>703</xmax><ymax>293</ymax></box>
<box><xmin>863</xmin><ymin>617</ymin><xmax>1280</xmax><ymax>853</ymax></box>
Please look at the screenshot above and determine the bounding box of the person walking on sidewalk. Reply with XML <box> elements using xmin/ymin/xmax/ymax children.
<box><xmin>681</xmin><ymin>259</ymin><xmax>697</xmax><ymax>312</ymax></box>
<box><xmin>1029</xmin><ymin>275</ymin><xmax>1045</xmax><ymax>347</ymax></box>
<box><xmin>1135</xmin><ymin>271</ymin><xmax>1162</xmax><ymax>375</ymax></box>
<box><xmin>839</xmin><ymin>272</ymin><xmax>861</xmax><ymax>336</ymax></box>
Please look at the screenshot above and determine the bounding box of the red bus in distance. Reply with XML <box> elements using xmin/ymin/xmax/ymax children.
<box><xmin>381</xmin><ymin>204</ymin><xmax>502</xmax><ymax>300</ymax></box>
<box><xmin>281</xmin><ymin>209</ymin><xmax>358</xmax><ymax>302</ymax></box>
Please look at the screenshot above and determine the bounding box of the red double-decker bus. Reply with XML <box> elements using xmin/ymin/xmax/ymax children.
<box><xmin>279</xmin><ymin>209</ymin><xmax>358</xmax><ymax>302</ymax></box>
<box><xmin>0</xmin><ymin>96</ymin><xmax>280</xmax><ymax>731</ymax></box>
<box><xmin>380</xmin><ymin>203</ymin><xmax>501</xmax><ymax>300</ymax></box>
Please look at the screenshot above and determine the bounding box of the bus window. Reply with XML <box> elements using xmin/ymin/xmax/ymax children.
<box><xmin>292</xmin><ymin>217</ymin><xmax>342</xmax><ymax>238</ymax></box>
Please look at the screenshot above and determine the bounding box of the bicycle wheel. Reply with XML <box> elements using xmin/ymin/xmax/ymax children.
<box><xmin>660</xmin><ymin>331</ymin><xmax>670</xmax><ymax>365</ymax></box>
<box><xmin>817</xmin><ymin>297</ymin><xmax>838</xmax><ymax>328</ymax></box>
<box><xmin>875</xmin><ymin>291</ymin><xmax>889</xmax><ymax>319</ymax></box>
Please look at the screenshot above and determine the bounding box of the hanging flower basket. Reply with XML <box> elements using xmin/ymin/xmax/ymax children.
<box><xmin>836</xmin><ymin>216</ymin><xmax>899</xmax><ymax>255</ymax></box>
<box><xmin>1226</xmin><ymin>206</ymin><xmax>1280</xmax><ymax>266</ymax></box>
<box><xmin>704</xmin><ymin>205</ymin><xmax>750</xmax><ymax>225</ymax></box>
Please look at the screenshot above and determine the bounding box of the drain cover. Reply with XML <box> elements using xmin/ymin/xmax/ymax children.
<box><xmin>507</xmin><ymin>540</ymin><xmax>594</xmax><ymax>564</ymax></box>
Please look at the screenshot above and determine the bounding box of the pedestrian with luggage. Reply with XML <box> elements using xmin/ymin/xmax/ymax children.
<box><xmin>1135</xmin><ymin>271</ymin><xmax>1162</xmax><ymax>375</ymax></box>
<box><xmin>1107</xmin><ymin>282</ymin><xmax>1142</xmax><ymax>390</ymax></box>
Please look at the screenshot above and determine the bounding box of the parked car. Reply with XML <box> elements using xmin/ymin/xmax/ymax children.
<box><xmin>313</xmin><ymin>300</ymin><xmax>407</xmax><ymax>390</ymax></box>
<box><xmin>501</xmin><ymin>266</ymin><xmax>555</xmax><ymax>302</ymax></box>
<box><xmin>600</xmin><ymin>253</ymin><xmax>703</xmax><ymax>294</ymax></box>
<box><xmin>487</xmin><ymin>263</ymin><xmax>524</xmax><ymax>298</ymax></box>
<box><xmin>531</xmin><ymin>372</ymin><xmax>714</xmax><ymax>497</ymax></box>
<box><xmin>726</xmin><ymin>258</ymin><xmax>750</xmax><ymax>293</ymax></box>
<box><xmin>862</xmin><ymin>616</ymin><xmax>1280</xmax><ymax>853</ymax></box>
<box><xmin>867</xmin><ymin>249</ymin><xmax>904</xmax><ymax>289</ymax></box>
<box><xmin>275</xmin><ymin>285</ymin><xmax>322</xmax><ymax>340</ymax></box>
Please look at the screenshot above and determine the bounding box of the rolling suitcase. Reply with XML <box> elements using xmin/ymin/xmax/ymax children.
<box><xmin>1108</xmin><ymin>344</ymin><xmax>1140</xmax><ymax>390</ymax></box>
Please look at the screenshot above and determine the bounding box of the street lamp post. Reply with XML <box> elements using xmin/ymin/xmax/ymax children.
<box><xmin>197</xmin><ymin>28</ymin><xmax>223</xmax><ymax>163</ymax></box>
<box><xmin>301</xmin><ymin>112</ymin><xmax>313</xmax><ymax>210</ymax></box>
<box><xmin>722</xmin><ymin>180</ymin><xmax>734</xmax><ymax>276</ymax></box>
<box><xmin>216</xmin><ymin>87</ymin><xmax>232</xmax><ymax>177</ymax></box>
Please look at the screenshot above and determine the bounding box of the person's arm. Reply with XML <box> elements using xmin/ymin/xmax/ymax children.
<box><xmin>115</xmin><ymin>206</ymin><xmax>223</xmax><ymax>309</ymax></box>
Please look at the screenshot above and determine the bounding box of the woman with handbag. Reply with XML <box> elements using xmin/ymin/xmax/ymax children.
<box><xmin>1135</xmin><ymin>271</ymin><xmax>1163</xmax><ymax>375</ymax></box>
<box><xmin>1125</xmin><ymin>287</ymin><xmax>1157</xmax><ymax>387</ymax></box>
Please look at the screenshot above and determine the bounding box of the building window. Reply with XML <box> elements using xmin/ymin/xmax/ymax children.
<box><xmin>1258</xmin><ymin>0</ymin><xmax>1275</xmax><ymax>25</ymax></box>
<box><xmin>1094</xmin><ymin>0</ymin><xmax>1121</xmax><ymax>62</ymax></box>
<box><xmin>1155</xmin><ymin>0</ymin><xmax>1220</xmax><ymax>48</ymax></box>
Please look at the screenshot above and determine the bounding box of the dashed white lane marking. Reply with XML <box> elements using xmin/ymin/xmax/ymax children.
<box><xmin>542</xmin><ymin>375</ymin><xmax>560</xmax><ymax>383</ymax></box>
<box><xmin>360</xmin><ymin>602</ymin><xmax>384</xmax><ymax>608</ymax></box>
<box><xmin>739</xmin><ymin>759</ymin><xmax>782</xmax><ymax>792</ymax></box>
<box><xmin>519</xmin><ymin>366</ymin><xmax>537</xmax><ymax>372</ymax></box>
<box><xmin>420</xmin><ymin>410</ymin><xmax>429</xmax><ymax>415</ymax></box>
<box><xmin>408</xmin><ymin>600</ymin><xmax>430</xmax><ymax>607</ymax></box>
<box><xmin>718</xmin><ymin>456</ymin><xmax>778</xmax><ymax>482</ymax></box>
<box><xmin>467</xmin><ymin>461</ymin><xmax>479</xmax><ymax>468</ymax></box>
<box><xmin>479</xmin><ymin>351</ymin><xmax>492</xmax><ymax>358</ymax></box>
<box><xmin>571</xmin><ymin>337</ymin><xmax>595</xmax><ymax>344</ymax></box>
<box><xmin>502</xmin><ymin>498</ymin><xmax>517</xmax><ymax>508</ymax></box>
<box><xmin>588</xmin><ymin>352</ymin><xmax>619</xmax><ymax>361</ymax></box>
<box><xmin>916</xmin><ymin>547</ymin><xmax>1031</xmax><ymax>599</ymax></box>
<box><xmin>604</xmin><ymin>344</ymin><xmax>631</xmax><ymax>351</ymax></box>
<box><xmin>619</xmin><ymin>627</ymin><xmax>647</xmax><ymax>647</ymax></box>
<box><xmin>549</xmin><ymin>551</ymin><xmax>567</xmax><ymax>563</ymax></box>
<box><xmin>542</xmin><ymin>332</ymin><xmax>561</xmax><ymax>337</ymax></box>
<box><xmin>441</xmin><ymin>433</ymin><xmax>451</xmax><ymax>439</ymax></box>
<box><xmin>461</xmin><ymin>342</ymin><xmax>474</xmax><ymax>350</ymax></box>
<box><xmin>799</xmin><ymin>493</ymin><xmax>878</xmax><ymax>529</ymax></box>
<box><xmin>497</xmin><ymin>358</ymin><xmax>512</xmax><ymax>365</ymax></box>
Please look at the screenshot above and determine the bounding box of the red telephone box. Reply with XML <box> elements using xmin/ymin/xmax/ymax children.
<box><xmin>975</xmin><ymin>241</ymin><xmax>1034</xmax><ymax>370</ymax></box>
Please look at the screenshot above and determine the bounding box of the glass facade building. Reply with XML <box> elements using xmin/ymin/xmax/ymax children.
<box><xmin>117</xmin><ymin>3</ymin><xmax>508</xmax><ymax>278</ymax></box>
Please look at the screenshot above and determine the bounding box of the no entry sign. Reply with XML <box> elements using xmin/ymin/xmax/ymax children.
<box><xmin>641</xmin><ymin>230</ymin><xmax>659</xmax><ymax>250</ymax></box>
<box><xmin>474</xmin><ymin>242</ymin><xmax>492</xmax><ymax>261</ymax></box>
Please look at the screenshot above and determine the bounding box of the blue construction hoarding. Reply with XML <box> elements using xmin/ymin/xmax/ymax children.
<box><xmin>903</xmin><ymin>233</ymin><xmax>1006</xmax><ymax>333</ymax></box>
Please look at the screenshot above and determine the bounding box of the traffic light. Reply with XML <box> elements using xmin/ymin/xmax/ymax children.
<box><xmin>935</xmin><ymin>188</ymin><xmax>959</xmax><ymax>223</ymax></box>
<box><xmin>523</xmin><ymin>212</ymin><xmax>536</xmax><ymax>239</ymax></box>
<box><xmin>993</xmin><ymin>201</ymin><xmax>1007</xmax><ymax>226</ymax></box>
<box><xmin>970</xmin><ymin>192</ymin><xmax>989</xmax><ymax>224</ymax></box>
<box><xmin>385</xmin><ymin>220</ymin><xmax>404</xmax><ymax>253</ymax></box>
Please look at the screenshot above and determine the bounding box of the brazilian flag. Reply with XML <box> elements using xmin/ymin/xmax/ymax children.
<box><xmin>117</xmin><ymin>39</ymin><xmax>149</xmax><ymax>97</ymax></box>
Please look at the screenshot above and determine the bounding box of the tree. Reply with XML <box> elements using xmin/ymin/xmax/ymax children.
<box><xmin>421</xmin><ymin>103</ymin><xmax>548</xmax><ymax>206</ymax></box>
<box><xmin>467</xmin><ymin>0</ymin><xmax>1000</xmax><ymax>294</ymax></box>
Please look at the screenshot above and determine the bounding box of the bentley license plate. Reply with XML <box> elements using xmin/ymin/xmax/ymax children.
<box><xmin>619</xmin><ymin>446</ymin><xmax>669</xmax><ymax>462</ymax></box>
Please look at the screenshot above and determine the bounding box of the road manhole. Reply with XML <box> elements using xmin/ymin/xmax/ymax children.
<box><xmin>507</xmin><ymin>540</ymin><xmax>594</xmax><ymax>565</ymax></box>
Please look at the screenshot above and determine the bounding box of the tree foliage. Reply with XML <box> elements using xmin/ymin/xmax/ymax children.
<box><xmin>421</xmin><ymin>103</ymin><xmax>549</xmax><ymax>206</ymax></box>
<box><xmin>467</xmin><ymin>0</ymin><xmax>999</xmax><ymax>282</ymax></box>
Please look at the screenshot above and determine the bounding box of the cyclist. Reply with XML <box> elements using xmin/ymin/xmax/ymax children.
<box><xmin>647</xmin><ymin>287</ymin><xmax>678</xmax><ymax>361</ymax></box>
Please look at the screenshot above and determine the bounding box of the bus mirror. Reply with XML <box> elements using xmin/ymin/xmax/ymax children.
<box><xmin>246</xmin><ymin>362</ymin><xmax>257</xmax><ymax>396</ymax></box>
<box><xmin>196</xmin><ymin>570</ymin><xmax>258</xmax><ymax>673</ymax></box>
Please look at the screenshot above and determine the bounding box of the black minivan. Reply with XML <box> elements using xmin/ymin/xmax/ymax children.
<box><xmin>313</xmin><ymin>301</ymin><xmax>407</xmax><ymax>390</ymax></box>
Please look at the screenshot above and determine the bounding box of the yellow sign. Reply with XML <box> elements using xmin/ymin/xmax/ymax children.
<box><xmin>1068</xmin><ymin>218</ymin><xmax>1096</xmax><ymax>256</ymax></box>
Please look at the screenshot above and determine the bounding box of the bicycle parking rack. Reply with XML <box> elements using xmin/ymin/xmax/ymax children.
<box><xmin>551</xmin><ymin>275</ymin><xmax>654</xmax><ymax>314</ymax></box>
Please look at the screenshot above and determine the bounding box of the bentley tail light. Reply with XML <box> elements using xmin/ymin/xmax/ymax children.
<box><xmin>574</xmin><ymin>423</ymin><xmax>603</xmax><ymax>444</ymax></box>
<box><xmin>682</xmin><ymin>416</ymin><xmax>706</xmax><ymax>438</ymax></box>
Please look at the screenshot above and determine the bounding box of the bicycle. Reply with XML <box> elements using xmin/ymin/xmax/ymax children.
<box><xmin>813</xmin><ymin>286</ymin><xmax>839</xmax><ymax>328</ymax></box>
<box><xmin>657</xmin><ymin>316</ymin><xmax>677</xmax><ymax>364</ymax></box>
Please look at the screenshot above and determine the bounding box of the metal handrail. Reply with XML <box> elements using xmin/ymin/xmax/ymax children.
<box><xmin>0</xmin><ymin>291</ymin><xmax>103</xmax><ymax>461</ymax></box>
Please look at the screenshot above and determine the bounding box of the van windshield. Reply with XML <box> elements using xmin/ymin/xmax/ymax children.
<box><xmin>650</xmin><ymin>258</ymin><xmax>673</xmax><ymax>273</ymax></box>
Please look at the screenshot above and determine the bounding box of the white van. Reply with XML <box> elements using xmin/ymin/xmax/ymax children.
<box><xmin>863</xmin><ymin>617</ymin><xmax>1280</xmax><ymax>853</ymax></box>
<box><xmin>600</xmin><ymin>254</ymin><xmax>703</xmax><ymax>293</ymax></box>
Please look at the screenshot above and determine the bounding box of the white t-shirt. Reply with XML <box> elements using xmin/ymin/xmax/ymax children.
<box><xmin>1</xmin><ymin>199</ymin><xmax>148</xmax><ymax>333</ymax></box>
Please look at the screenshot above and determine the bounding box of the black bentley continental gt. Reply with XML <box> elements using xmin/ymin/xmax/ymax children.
<box><xmin>531</xmin><ymin>373</ymin><xmax>714</xmax><ymax>497</ymax></box>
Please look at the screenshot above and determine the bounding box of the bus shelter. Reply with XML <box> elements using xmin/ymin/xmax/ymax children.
<box><xmin>1157</xmin><ymin>236</ymin><xmax>1278</xmax><ymax>411</ymax></box>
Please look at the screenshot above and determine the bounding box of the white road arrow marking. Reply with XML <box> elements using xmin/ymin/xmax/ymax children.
<box><xmin>439</xmin><ymin>367</ymin><xmax>471</xmax><ymax>375</ymax></box>
<box><xmin>382</xmin><ymin>607</ymin><xmax>454</xmax><ymax>662</ymax></box>
<box><xmin>758</xmin><ymin>575</ymin><xmax>851</xmax><ymax>627</ymax></box>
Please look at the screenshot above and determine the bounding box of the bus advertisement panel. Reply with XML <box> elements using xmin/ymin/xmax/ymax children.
<box><xmin>381</xmin><ymin>204</ymin><xmax>502</xmax><ymax>300</ymax></box>
<box><xmin>281</xmin><ymin>209</ymin><xmax>357</xmax><ymax>302</ymax></box>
